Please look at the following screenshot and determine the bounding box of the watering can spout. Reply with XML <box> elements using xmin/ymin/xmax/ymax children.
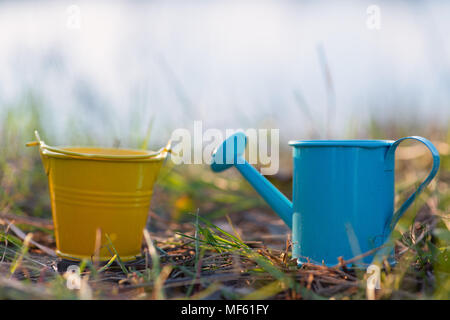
<box><xmin>211</xmin><ymin>133</ymin><xmax>293</xmax><ymax>228</ymax></box>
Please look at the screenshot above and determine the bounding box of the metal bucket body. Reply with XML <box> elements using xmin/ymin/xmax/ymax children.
<box><xmin>31</xmin><ymin>133</ymin><xmax>169</xmax><ymax>262</ymax></box>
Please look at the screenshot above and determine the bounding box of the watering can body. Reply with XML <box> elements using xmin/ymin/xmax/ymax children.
<box><xmin>291</xmin><ymin>140</ymin><xmax>395</xmax><ymax>265</ymax></box>
<box><xmin>29</xmin><ymin>132</ymin><xmax>169</xmax><ymax>262</ymax></box>
<box><xmin>211</xmin><ymin>134</ymin><xmax>440</xmax><ymax>266</ymax></box>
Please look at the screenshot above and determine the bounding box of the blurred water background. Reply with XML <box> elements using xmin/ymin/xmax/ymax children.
<box><xmin>0</xmin><ymin>0</ymin><xmax>449</xmax><ymax>148</ymax></box>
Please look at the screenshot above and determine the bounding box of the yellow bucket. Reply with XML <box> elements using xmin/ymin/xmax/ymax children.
<box><xmin>27</xmin><ymin>131</ymin><xmax>170</xmax><ymax>262</ymax></box>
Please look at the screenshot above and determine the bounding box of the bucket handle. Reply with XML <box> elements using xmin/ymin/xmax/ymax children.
<box><xmin>26</xmin><ymin>130</ymin><xmax>172</xmax><ymax>160</ymax></box>
<box><xmin>383</xmin><ymin>136</ymin><xmax>440</xmax><ymax>236</ymax></box>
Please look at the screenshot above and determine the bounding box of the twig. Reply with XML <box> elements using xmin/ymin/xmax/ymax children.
<box><xmin>1</xmin><ymin>220</ymin><xmax>13</xmax><ymax>262</ymax></box>
<box><xmin>0</xmin><ymin>212</ymin><xmax>53</xmax><ymax>229</ymax></box>
<box><xmin>333</xmin><ymin>245</ymin><xmax>385</xmax><ymax>268</ymax></box>
<box><xmin>0</xmin><ymin>218</ymin><xmax>56</xmax><ymax>257</ymax></box>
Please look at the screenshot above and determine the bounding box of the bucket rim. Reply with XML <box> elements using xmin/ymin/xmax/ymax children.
<box><xmin>27</xmin><ymin>131</ymin><xmax>171</xmax><ymax>161</ymax></box>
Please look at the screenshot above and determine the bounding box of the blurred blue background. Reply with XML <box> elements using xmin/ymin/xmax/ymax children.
<box><xmin>0</xmin><ymin>0</ymin><xmax>449</xmax><ymax>147</ymax></box>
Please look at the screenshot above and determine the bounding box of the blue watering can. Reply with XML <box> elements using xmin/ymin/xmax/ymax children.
<box><xmin>211</xmin><ymin>133</ymin><xmax>440</xmax><ymax>266</ymax></box>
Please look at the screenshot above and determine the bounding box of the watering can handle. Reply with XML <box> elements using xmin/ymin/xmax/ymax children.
<box><xmin>384</xmin><ymin>136</ymin><xmax>440</xmax><ymax>235</ymax></box>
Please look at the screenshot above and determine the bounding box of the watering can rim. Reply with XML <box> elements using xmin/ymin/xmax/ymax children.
<box><xmin>288</xmin><ymin>139</ymin><xmax>395</xmax><ymax>148</ymax></box>
<box><xmin>26</xmin><ymin>130</ymin><xmax>171</xmax><ymax>162</ymax></box>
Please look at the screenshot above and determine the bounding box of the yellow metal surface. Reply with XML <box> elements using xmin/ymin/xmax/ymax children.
<box><xmin>28</xmin><ymin>131</ymin><xmax>169</xmax><ymax>262</ymax></box>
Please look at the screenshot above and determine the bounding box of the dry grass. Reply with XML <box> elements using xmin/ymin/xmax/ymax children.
<box><xmin>0</xmin><ymin>101</ymin><xmax>448</xmax><ymax>300</ymax></box>
<box><xmin>0</xmin><ymin>147</ymin><xmax>449</xmax><ymax>300</ymax></box>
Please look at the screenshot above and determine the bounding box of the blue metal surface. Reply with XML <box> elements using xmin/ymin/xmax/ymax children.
<box><xmin>211</xmin><ymin>132</ymin><xmax>247</xmax><ymax>172</ymax></box>
<box><xmin>211</xmin><ymin>132</ymin><xmax>293</xmax><ymax>227</ymax></box>
<box><xmin>211</xmin><ymin>134</ymin><xmax>440</xmax><ymax>266</ymax></box>
<box><xmin>288</xmin><ymin>140</ymin><xmax>394</xmax><ymax>148</ymax></box>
